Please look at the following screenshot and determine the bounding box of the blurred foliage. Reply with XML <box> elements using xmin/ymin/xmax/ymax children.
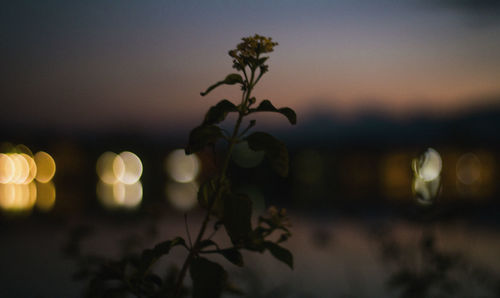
<box><xmin>67</xmin><ymin>34</ymin><xmax>295</xmax><ymax>298</ymax></box>
<box><xmin>372</xmin><ymin>224</ymin><xmax>500</xmax><ymax>298</ymax></box>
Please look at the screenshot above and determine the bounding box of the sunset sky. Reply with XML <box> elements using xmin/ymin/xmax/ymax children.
<box><xmin>2</xmin><ymin>0</ymin><xmax>500</xmax><ymax>132</ymax></box>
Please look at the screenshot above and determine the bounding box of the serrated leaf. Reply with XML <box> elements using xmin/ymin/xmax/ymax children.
<box><xmin>245</xmin><ymin>132</ymin><xmax>289</xmax><ymax>177</ymax></box>
<box><xmin>200</xmin><ymin>73</ymin><xmax>244</xmax><ymax>96</ymax></box>
<box><xmin>186</xmin><ymin>125</ymin><xmax>223</xmax><ymax>154</ymax></box>
<box><xmin>264</xmin><ymin>241</ymin><xmax>294</xmax><ymax>269</ymax></box>
<box><xmin>223</xmin><ymin>193</ymin><xmax>253</xmax><ymax>245</ymax></box>
<box><xmin>204</xmin><ymin>99</ymin><xmax>238</xmax><ymax>125</ymax></box>
<box><xmin>190</xmin><ymin>257</ymin><xmax>227</xmax><ymax>298</ymax></box>
<box><xmin>249</xmin><ymin>99</ymin><xmax>297</xmax><ymax>125</ymax></box>
<box><xmin>218</xmin><ymin>248</ymin><xmax>244</xmax><ymax>267</ymax></box>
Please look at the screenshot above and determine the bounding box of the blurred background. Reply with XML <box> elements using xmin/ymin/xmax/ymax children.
<box><xmin>1</xmin><ymin>0</ymin><xmax>500</xmax><ymax>297</ymax></box>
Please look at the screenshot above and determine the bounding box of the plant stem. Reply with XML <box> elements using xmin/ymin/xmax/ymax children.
<box><xmin>172</xmin><ymin>71</ymin><xmax>255</xmax><ymax>297</ymax></box>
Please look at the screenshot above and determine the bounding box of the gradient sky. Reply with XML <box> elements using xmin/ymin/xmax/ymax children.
<box><xmin>2</xmin><ymin>0</ymin><xmax>500</xmax><ymax>132</ymax></box>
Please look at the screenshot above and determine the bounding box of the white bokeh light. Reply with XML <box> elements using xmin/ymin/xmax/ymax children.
<box><xmin>165</xmin><ymin>149</ymin><xmax>200</xmax><ymax>183</ymax></box>
<box><xmin>413</xmin><ymin>148</ymin><xmax>442</xmax><ymax>182</ymax></box>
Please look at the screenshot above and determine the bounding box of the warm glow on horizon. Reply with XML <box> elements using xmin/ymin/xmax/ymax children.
<box><xmin>2</xmin><ymin>1</ymin><xmax>499</xmax><ymax>130</ymax></box>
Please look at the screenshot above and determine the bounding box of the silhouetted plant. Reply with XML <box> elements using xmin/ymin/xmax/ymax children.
<box><xmin>71</xmin><ymin>34</ymin><xmax>296</xmax><ymax>298</ymax></box>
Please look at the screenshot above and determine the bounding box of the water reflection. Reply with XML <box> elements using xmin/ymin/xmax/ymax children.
<box><xmin>35</xmin><ymin>181</ymin><xmax>56</xmax><ymax>212</ymax></box>
<box><xmin>164</xmin><ymin>149</ymin><xmax>201</xmax><ymax>211</ymax></box>
<box><xmin>0</xmin><ymin>146</ymin><xmax>56</xmax><ymax>213</ymax></box>
<box><xmin>165</xmin><ymin>181</ymin><xmax>198</xmax><ymax>211</ymax></box>
<box><xmin>372</xmin><ymin>224</ymin><xmax>500</xmax><ymax>298</ymax></box>
<box><xmin>96</xmin><ymin>151</ymin><xmax>143</xmax><ymax>210</ymax></box>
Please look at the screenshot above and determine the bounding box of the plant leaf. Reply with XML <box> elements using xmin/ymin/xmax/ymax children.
<box><xmin>137</xmin><ymin>237</ymin><xmax>186</xmax><ymax>274</ymax></box>
<box><xmin>245</xmin><ymin>132</ymin><xmax>289</xmax><ymax>177</ymax></box>
<box><xmin>186</xmin><ymin>125</ymin><xmax>223</xmax><ymax>154</ymax></box>
<box><xmin>249</xmin><ymin>99</ymin><xmax>297</xmax><ymax>125</ymax></box>
<box><xmin>198</xmin><ymin>239</ymin><xmax>219</xmax><ymax>250</ymax></box>
<box><xmin>223</xmin><ymin>193</ymin><xmax>253</xmax><ymax>245</ymax></box>
<box><xmin>204</xmin><ymin>99</ymin><xmax>238</xmax><ymax>125</ymax></box>
<box><xmin>217</xmin><ymin>248</ymin><xmax>244</xmax><ymax>267</ymax></box>
<box><xmin>197</xmin><ymin>177</ymin><xmax>228</xmax><ymax>218</ymax></box>
<box><xmin>200</xmin><ymin>73</ymin><xmax>244</xmax><ymax>96</ymax></box>
<box><xmin>264</xmin><ymin>241</ymin><xmax>294</xmax><ymax>269</ymax></box>
<box><xmin>190</xmin><ymin>257</ymin><xmax>227</xmax><ymax>298</ymax></box>
<box><xmin>153</xmin><ymin>237</ymin><xmax>186</xmax><ymax>257</ymax></box>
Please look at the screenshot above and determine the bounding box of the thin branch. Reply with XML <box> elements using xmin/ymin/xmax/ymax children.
<box><xmin>238</xmin><ymin>120</ymin><xmax>256</xmax><ymax>138</ymax></box>
<box><xmin>173</xmin><ymin>62</ymin><xmax>258</xmax><ymax>298</ymax></box>
<box><xmin>242</xmin><ymin>66</ymin><xmax>249</xmax><ymax>85</ymax></box>
<box><xmin>184</xmin><ymin>213</ymin><xmax>193</xmax><ymax>250</ymax></box>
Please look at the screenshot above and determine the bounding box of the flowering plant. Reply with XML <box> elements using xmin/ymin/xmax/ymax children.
<box><xmin>74</xmin><ymin>34</ymin><xmax>295</xmax><ymax>298</ymax></box>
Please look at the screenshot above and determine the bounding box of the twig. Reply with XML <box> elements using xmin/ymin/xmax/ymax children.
<box><xmin>184</xmin><ymin>213</ymin><xmax>193</xmax><ymax>250</ymax></box>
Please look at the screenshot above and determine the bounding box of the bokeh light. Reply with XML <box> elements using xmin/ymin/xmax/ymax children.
<box><xmin>413</xmin><ymin>175</ymin><xmax>441</xmax><ymax>205</ymax></box>
<box><xmin>22</xmin><ymin>154</ymin><xmax>37</xmax><ymax>184</ymax></box>
<box><xmin>96</xmin><ymin>181</ymin><xmax>116</xmax><ymax>209</ymax></box>
<box><xmin>456</xmin><ymin>153</ymin><xmax>481</xmax><ymax>185</ymax></box>
<box><xmin>116</xmin><ymin>151</ymin><xmax>143</xmax><ymax>184</ymax></box>
<box><xmin>34</xmin><ymin>151</ymin><xmax>56</xmax><ymax>183</ymax></box>
<box><xmin>96</xmin><ymin>151</ymin><xmax>143</xmax><ymax>209</ymax></box>
<box><xmin>0</xmin><ymin>146</ymin><xmax>57</xmax><ymax>213</ymax></box>
<box><xmin>412</xmin><ymin>148</ymin><xmax>442</xmax><ymax>205</ymax></box>
<box><xmin>113</xmin><ymin>182</ymin><xmax>143</xmax><ymax>208</ymax></box>
<box><xmin>96</xmin><ymin>152</ymin><xmax>121</xmax><ymax>184</ymax></box>
<box><xmin>10</xmin><ymin>154</ymin><xmax>30</xmax><ymax>184</ymax></box>
<box><xmin>165</xmin><ymin>181</ymin><xmax>198</xmax><ymax>211</ymax></box>
<box><xmin>0</xmin><ymin>153</ymin><xmax>15</xmax><ymax>183</ymax></box>
<box><xmin>35</xmin><ymin>181</ymin><xmax>56</xmax><ymax>212</ymax></box>
<box><xmin>165</xmin><ymin>149</ymin><xmax>200</xmax><ymax>183</ymax></box>
<box><xmin>231</xmin><ymin>141</ymin><xmax>265</xmax><ymax>168</ymax></box>
<box><xmin>0</xmin><ymin>183</ymin><xmax>37</xmax><ymax>212</ymax></box>
<box><xmin>413</xmin><ymin>148</ymin><xmax>442</xmax><ymax>182</ymax></box>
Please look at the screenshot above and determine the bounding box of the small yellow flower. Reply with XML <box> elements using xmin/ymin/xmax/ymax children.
<box><xmin>228</xmin><ymin>34</ymin><xmax>278</xmax><ymax>71</ymax></box>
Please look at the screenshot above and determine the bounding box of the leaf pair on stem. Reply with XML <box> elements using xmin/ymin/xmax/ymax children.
<box><xmin>179</xmin><ymin>34</ymin><xmax>296</xmax><ymax>298</ymax></box>
<box><xmin>76</xmin><ymin>34</ymin><xmax>296</xmax><ymax>298</ymax></box>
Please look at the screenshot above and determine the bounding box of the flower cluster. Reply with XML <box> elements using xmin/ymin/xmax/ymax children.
<box><xmin>266</xmin><ymin>206</ymin><xmax>291</xmax><ymax>229</ymax></box>
<box><xmin>228</xmin><ymin>34</ymin><xmax>278</xmax><ymax>73</ymax></box>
